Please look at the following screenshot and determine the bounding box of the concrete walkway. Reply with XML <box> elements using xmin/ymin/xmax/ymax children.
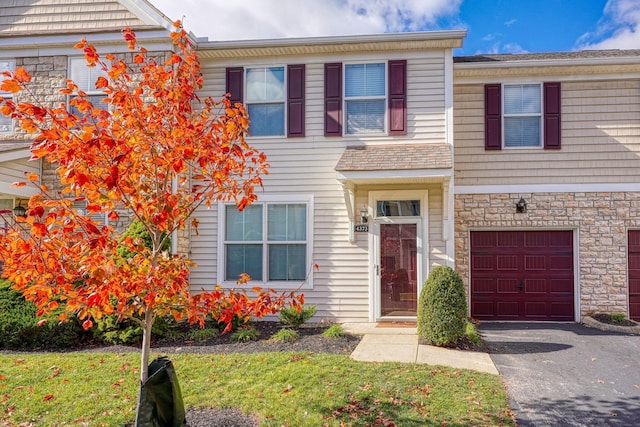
<box><xmin>342</xmin><ymin>323</ymin><xmax>499</xmax><ymax>375</ymax></box>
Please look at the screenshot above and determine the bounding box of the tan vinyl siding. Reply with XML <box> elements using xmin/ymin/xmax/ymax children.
<box><xmin>190</xmin><ymin>54</ymin><xmax>450</xmax><ymax>321</ymax></box>
<box><xmin>0</xmin><ymin>0</ymin><xmax>150</xmax><ymax>34</ymax></box>
<box><xmin>454</xmin><ymin>80</ymin><xmax>640</xmax><ymax>186</ymax></box>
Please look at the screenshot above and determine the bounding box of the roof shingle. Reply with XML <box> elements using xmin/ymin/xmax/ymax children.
<box><xmin>335</xmin><ymin>143</ymin><xmax>451</xmax><ymax>172</ymax></box>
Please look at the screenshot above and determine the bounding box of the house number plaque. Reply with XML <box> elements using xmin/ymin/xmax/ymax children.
<box><xmin>354</xmin><ymin>224</ymin><xmax>369</xmax><ymax>232</ymax></box>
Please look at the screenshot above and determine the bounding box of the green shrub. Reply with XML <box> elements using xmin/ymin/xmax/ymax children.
<box><xmin>611</xmin><ymin>313</ymin><xmax>627</xmax><ymax>323</ymax></box>
<box><xmin>270</xmin><ymin>328</ymin><xmax>299</xmax><ymax>343</ymax></box>
<box><xmin>464</xmin><ymin>320</ymin><xmax>482</xmax><ymax>345</ymax></box>
<box><xmin>279</xmin><ymin>305</ymin><xmax>317</xmax><ymax>328</ymax></box>
<box><xmin>187</xmin><ymin>328</ymin><xmax>218</xmax><ymax>342</ymax></box>
<box><xmin>322</xmin><ymin>324</ymin><xmax>345</xmax><ymax>339</ymax></box>
<box><xmin>92</xmin><ymin>314</ymin><xmax>174</xmax><ymax>345</ymax></box>
<box><xmin>230</xmin><ymin>327</ymin><xmax>258</xmax><ymax>342</ymax></box>
<box><xmin>417</xmin><ymin>266</ymin><xmax>467</xmax><ymax>346</ymax></box>
<box><xmin>0</xmin><ymin>280</ymin><xmax>85</xmax><ymax>349</ymax></box>
<box><xmin>116</xmin><ymin>219</ymin><xmax>170</xmax><ymax>260</ymax></box>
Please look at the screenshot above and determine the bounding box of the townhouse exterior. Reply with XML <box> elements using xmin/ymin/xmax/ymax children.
<box><xmin>1</xmin><ymin>1</ymin><xmax>639</xmax><ymax>324</ymax></box>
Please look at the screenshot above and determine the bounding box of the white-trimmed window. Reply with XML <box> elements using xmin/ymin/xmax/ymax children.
<box><xmin>0</xmin><ymin>60</ymin><xmax>16</xmax><ymax>134</ymax></box>
<box><xmin>221</xmin><ymin>195</ymin><xmax>312</xmax><ymax>285</ymax></box>
<box><xmin>245</xmin><ymin>67</ymin><xmax>285</xmax><ymax>137</ymax></box>
<box><xmin>503</xmin><ymin>83</ymin><xmax>542</xmax><ymax>148</ymax></box>
<box><xmin>345</xmin><ymin>62</ymin><xmax>386</xmax><ymax>134</ymax></box>
<box><xmin>68</xmin><ymin>57</ymin><xmax>109</xmax><ymax>116</ymax></box>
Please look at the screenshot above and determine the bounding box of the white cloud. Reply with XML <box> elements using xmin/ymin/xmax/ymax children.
<box><xmin>504</xmin><ymin>19</ymin><xmax>517</xmax><ymax>27</ymax></box>
<box><xmin>481</xmin><ymin>42</ymin><xmax>528</xmax><ymax>55</ymax></box>
<box><xmin>149</xmin><ymin>0</ymin><xmax>462</xmax><ymax>40</ymax></box>
<box><xmin>576</xmin><ymin>0</ymin><xmax>640</xmax><ymax>50</ymax></box>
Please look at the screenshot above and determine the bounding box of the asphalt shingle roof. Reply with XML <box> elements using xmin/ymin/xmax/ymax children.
<box><xmin>454</xmin><ymin>49</ymin><xmax>640</xmax><ymax>63</ymax></box>
<box><xmin>335</xmin><ymin>143</ymin><xmax>451</xmax><ymax>172</ymax></box>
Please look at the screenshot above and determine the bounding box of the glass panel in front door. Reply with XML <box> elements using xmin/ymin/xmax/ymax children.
<box><xmin>380</xmin><ymin>223</ymin><xmax>417</xmax><ymax>316</ymax></box>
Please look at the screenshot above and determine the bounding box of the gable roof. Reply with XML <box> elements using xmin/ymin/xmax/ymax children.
<box><xmin>0</xmin><ymin>0</ymin><xmax>173</xmax><ymax>37</ymax></box>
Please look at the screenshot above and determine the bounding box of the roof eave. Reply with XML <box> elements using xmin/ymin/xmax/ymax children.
<box><xmin>197</xmin><ymin>30</ymin><xmax>467</xmax><ymax>58</ymax></box>
<box><xmin>454</xmin><ymin>55</ymin><xmax>640</xmax><ymax>69</ymax></box>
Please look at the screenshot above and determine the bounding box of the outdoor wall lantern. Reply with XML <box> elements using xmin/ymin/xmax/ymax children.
<box><xmin>515</xmin><ymin>198</ymin><xmax>527</xmax><ymax>213</ymax></box>
<box><xmin>13</xmin><ymin>201</ymin><xmax>26</xmax><ymax>218</ymax></box>
<box><xmin>360</xmin><ymin>205</ymin><xmax>369</xmax><ymax>223</ymax></box>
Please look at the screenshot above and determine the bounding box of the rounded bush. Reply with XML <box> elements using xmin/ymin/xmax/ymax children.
<box><xmin>0</xmin><ymin>280</ymin><xmax>85</xmax><ymax>349</ymax></box>
<box><xmin>417</xmin><ymin>266</ymin><xmax>467</xmax><ymax>346</ymax></box>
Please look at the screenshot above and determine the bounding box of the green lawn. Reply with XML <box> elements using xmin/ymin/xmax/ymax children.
<box><xmin>0</xmin><ymin>351</ymin><xmax>513</xmax><ymax>426</ymax></box>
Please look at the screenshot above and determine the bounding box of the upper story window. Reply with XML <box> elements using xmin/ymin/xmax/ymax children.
<box><xmin>324</xmin><ymin>60</ymin><xmax>406</xmax><ymax>137</ymax></box>
<box><xmin>68</xmin><ymin>57</ymin><xmax>109</xmax><ymax>116</ymax></box>
<box><xmin>221</xmin><ymin>196</ymin><xmax>312</xmax><ymax>286</ymax></box>
<box><xmin>503</xmin><ymin>84</ymin><xmax>541</xmax><ymax>148</ymax></box>
<box><xmin>0</xmin><ymin>60</ymin><xmax>16</xmax><ymax>134</ymax></box>
<box><xmin>245</xmin><ymin>67</ymin><xmax>285</xmax><ymax>137</ymax></box>
<box><xmin>226</xmin><ymin>65</ymin><xmax>305</xmax><ymax>138</ymax></box>
<box><xmin>484</xmin><ymin>82</ymin><xmax>561</xmax><ymax>151</ymax></box>
<box><xmin>345</xmin><ymin>63</ymin><xmax>386</xmax><ymax>134</ymax></box>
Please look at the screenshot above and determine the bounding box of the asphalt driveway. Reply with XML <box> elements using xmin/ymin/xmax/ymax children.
<box><xmin>479</xmin><ymin>322</ymin><xmax>640</xmax><ymax>427</ymax></box>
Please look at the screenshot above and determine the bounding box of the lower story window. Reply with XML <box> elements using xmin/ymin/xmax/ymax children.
<box><xmin>224</xmin><ymin>199</ymin><xmax>309</xmax><ymax>283</ymax></box>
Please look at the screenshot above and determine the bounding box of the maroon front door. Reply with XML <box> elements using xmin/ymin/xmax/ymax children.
<box><xmin>380</xmin><ymin>223</ymin><xmax>418</xmax><ymax>317</ymax></box>
<box><xmin>470</xmin><ymin>230</ymin><xmax>574</xmax><ymax>321</ymax></box>
<box><xmin>628</xmin><ymin>231</ymin><xmax>640</xmax><ymax>322</ymax></box>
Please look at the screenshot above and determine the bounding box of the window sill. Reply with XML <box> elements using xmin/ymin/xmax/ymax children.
<box><xmin>220</xmin><ymin>280</ymin><xmax>313</xmax><ymax>291</ymax></box>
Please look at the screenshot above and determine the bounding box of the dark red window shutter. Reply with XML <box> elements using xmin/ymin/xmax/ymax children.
<box><xmin>287</xmin><ymin>64</ymin><xmax>305</xmax><ymax>137</ymax></box>
<box><xmin>484</xmin><ymin>84</ymin><xmax>502</xmax><ymax>150</ymax></box>
<box><xmin>544</xmin><ymin>82</ymin><xmax>561</xmax><ymax>150</ymax></box>
<box><xmin>324</xmin><ymin>62</ymin><xmax>342</xmax><ymax>136</ymax></box>
<box><xmin>225</xmin><ymin>67</ymin><xmax>244</xmax><ymax>105</ymax></box>
<box><xmin>388</xmin><ymin>60</ymin><xmax>407</xmax><ymax>135</ymax></box>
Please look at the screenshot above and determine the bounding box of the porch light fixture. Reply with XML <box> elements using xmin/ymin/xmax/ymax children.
<box><xmin>515</xmin><ymin>198</ymin><xmax>527</xmax><ymax>213</ymax></box>
<box><xmin>13</xmin><ymin>201</ymin><xmax>26</xmax><ymax>218</ymax></box>
<box><xmin>359</xmin><ymin>205</ymin><xmax>369</xmax><ymax>223</ymax></box>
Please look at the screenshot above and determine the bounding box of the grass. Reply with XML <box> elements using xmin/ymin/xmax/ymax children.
<box><xmin>322</xmin><ymin>323</ymin><xmax>345</xmax><ymax>338</ymax></box>
<box><xmin>0</xmin><ymin>351</ymin><xmax>513</xmax><ymax>426</ymax></box>
<box><xmin>269</xmin><ymin>328</ymin><xmax>299</xmax><ymax>343</ymax></box>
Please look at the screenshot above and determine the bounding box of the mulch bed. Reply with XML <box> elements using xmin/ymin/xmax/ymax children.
<box><xmin>590</xmin><ymin>313</ymin><xmax>638</xmax><ymax>327</ymax></box>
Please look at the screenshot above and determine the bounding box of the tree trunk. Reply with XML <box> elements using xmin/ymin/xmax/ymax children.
<box><xmin>140</xmin><ymin>309</ymin><xmax>155</xmax><ymax>384</ymax></box>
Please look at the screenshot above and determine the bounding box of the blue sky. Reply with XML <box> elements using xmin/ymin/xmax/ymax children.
<box><xmin>149</xmin><ymin>0</ymin><xmax>639</xmax><ymax>55</ymax></box>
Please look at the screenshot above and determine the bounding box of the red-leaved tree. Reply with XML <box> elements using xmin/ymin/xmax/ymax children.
<box><xmin>0</xmin><ymin>23</ymin><xmax>303</xmax><ymax>384</ymax></box>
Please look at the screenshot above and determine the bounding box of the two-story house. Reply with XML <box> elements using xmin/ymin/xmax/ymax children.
<box><xmin>189</xmin><ymin>31</ymin><xmax>466</xmax><ymax>322</ymax></box>
<box><xmin>2</xmin><ymin>0</ymin><xmax>639</xmax><ymax>324</ymax></box>
<box><xmin>453</xmin><ymin>51</ymin><xmax>640</xmax><ymax>323</ymax></box>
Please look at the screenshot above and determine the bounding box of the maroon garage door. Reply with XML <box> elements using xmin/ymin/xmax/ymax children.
<box><xmin>470</xmin><ymin>230</ymin><xmax>574</xmax><ymax>321</ymax></box>
<box><xmin>628</xmin><ymin>231</ymin><xmax>640</xmax><ymax>322</ymax></box>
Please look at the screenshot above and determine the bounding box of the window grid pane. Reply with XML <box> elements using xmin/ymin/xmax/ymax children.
<box><xmin>376</xmin><ymin>200</ymin><xmax>420</xmax><ymax>217</ymax></box>
<box><xmin>345</xmin><ymin>63</ymin><xmax>385</xmax><ymax>97</ymax></box>
<box><xmin>504</xmin><ymin>116</ymin><xmax>541</xmax><ymax>147</ymax></box>
<box><xmin>247</xmin><ymin>103</ymin><xmax>285</xmax><ymax>137</ymax></box>
<box><xmin>267</xmin><ymin>203</ymin><xmax>306</xmax><ymax>241</ymax></box>
<box><xmin>226</xmin><ymin>244</ymin><xmax>263</xmax><ymax>281</ymax></box>
<box><xmin>246</xmin><ymin>67</ymin><xmax>285</xmax><ymax>102</ymax></box>
<box><xmin>69</xmin><ymin>58</ymin><xmax>108</xmax><ymax>93</ymax></box>
<box><xmin>0</xmin><ymin>60</ymin><xmax>15</xmax><ymax>96</ymax></box>
<box><xmin>346</xmin><ymin>100</ymin><xmax>385</xmax><ymax>134</ymax></box>
<box><xmin>268</xmin><ymin>244</ymin><xmax>306</xmax><ymax>281</ymax></box>
<box><xmin>225</xmin><ymin>205</ymin><xmax>262</xmax><ymax>241</ymax></box>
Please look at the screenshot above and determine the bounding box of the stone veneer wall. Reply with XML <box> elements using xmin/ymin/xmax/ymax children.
<box><xmin>454</xmin><ymin>192</ymin><xmax>640</xmax><ymax>318</ymax></box>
